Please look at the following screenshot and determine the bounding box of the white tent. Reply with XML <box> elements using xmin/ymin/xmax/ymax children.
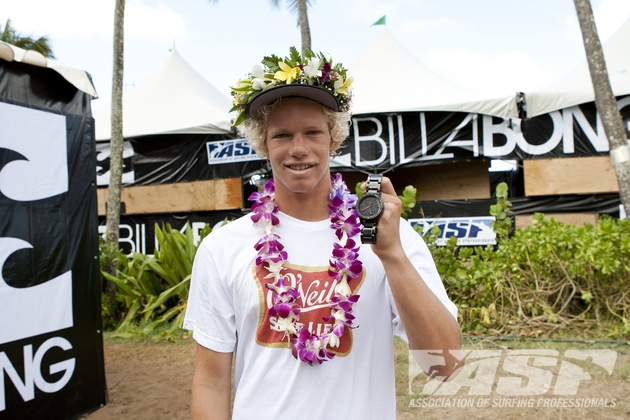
<box><xmin>525</xmin><ymin>16</ymin><xmax>630</xmax><ymax>118</ymax></box>
<box><xmin>94</xmin><ymin>49</ymin><xmax>233</xmax><ymax>140</ymax></box>
<box><xmin>350</xmin><ymin>29</ymin><xmax>519</xmax><ymax>119</ymax></box>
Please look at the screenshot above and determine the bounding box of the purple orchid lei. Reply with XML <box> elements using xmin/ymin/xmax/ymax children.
<box><xmin>249</xmin><ymin>173</ymin><xmax>362</xmax><ymax>366</ymax></box>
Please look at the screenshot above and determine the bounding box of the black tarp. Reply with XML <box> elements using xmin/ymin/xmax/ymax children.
<box><xmin>0</xmin><ymin>60</ymin><xmax>106</xmax><ymax>419</ymax></box>
<box><xmin>95</xmin><ymin>96</ymin><xmax>630</xmax><ymax>185</ymax></box>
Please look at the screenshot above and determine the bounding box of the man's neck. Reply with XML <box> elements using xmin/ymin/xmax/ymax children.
<box><xmin>274</xmin><ymin>190</ymin><xmax>331</xmax><ymax>222</ymax></box>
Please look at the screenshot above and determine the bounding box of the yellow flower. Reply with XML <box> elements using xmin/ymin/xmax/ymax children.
<box><xmin>274</xmin><ymin>61</ymin><xmax>301</xmax><ymax>84</ymax></box>
<box><xmin>334</xmin><ymin>76</ymin><xmax>354</xmax><ymax>95</ymax></box>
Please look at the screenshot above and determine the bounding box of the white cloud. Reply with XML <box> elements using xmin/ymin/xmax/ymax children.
<box><xmin>426</xmin><ymin>48</ymin><xmax>549</xmax><ymax>93</ymax></box>
<box><xmin>125</xmin><ymin>1</ymin><xmax>186</xmax><ymax>41</ymax></box>
<box><xmin>594</xmin><ymin>0</ymin><xmax>630</xmax><ymax>41</ymax></box>
<box><xmin>560</xmin><ymin>0</ymin><xmax>630</xmax><ymax>47</ymax></box>
<box><xmin>401</xmin><ymin>16</ymin><xmax>473</xmax><ymax>35</ymax></box>
<box><xmin>1</xmin><ymin>0</ymin><xmax>186</xmax><ymax>43</ymax></box>
<box><xmin>1</xmin><ymin>0</ymin><xmax>112</xmax><ymax>40</ymax></box>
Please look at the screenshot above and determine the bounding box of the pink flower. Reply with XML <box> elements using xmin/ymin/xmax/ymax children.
<box><xmin>292</xmin><ymin>328</ymin><xmax>335</xmax><ymax>365</ymax></box>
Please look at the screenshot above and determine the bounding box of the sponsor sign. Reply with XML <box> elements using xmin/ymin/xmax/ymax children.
<box><xmin>207</xmin><ymin>139</ymin><xmax>263</xmax><ymax>164</ymax></box>
<box><xmin>409</xmin><ymin>217</ymin><xmax>496</xmax><ymax>246</ymax></box>
<box><xmin>0</xmin><ymin>83</ymin><xmax>105</xmax><ymax>418</ymax></box>
<box><xmin>344</xmin><ymin>96</ymin><xmax>630</xmax><ymax>171</ymax></box>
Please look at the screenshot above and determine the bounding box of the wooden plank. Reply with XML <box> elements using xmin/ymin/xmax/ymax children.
<box><xmin>213</xmin><ymin>177</ymin><xmax>243</xmax><ymax>210</ymax></box>
<box><xmin>97</xmin><ymin>178</ymin><xmax>242</xmax><ymax>216</ymax></box>
<box><xmin>97</xmin><ymin>188</ymin><xmax>107</xmax><ymax>216</ymax></box>
<box><xmin>523</xmin><ymin>156</ymin><xmax>618</xmax><ymax>196</ymax></box>
<box><xmin>191</xmin><ymin>181</ymin><xmax>215</xmax><ymax>211</ymax></box>
<box><xmin>125</xmin><ymin>183</ymin><xmax>194</xmax><ymax>214</ymax></box>
<box><xmin>393</xmin><ymin>161</ymin><xmax>491</xmax><ymax>201</ymax></box>
<box><xmin>340</xmin><ymin>161</ymin><xmax>491</xmax><ymax>201</ymax></box>
<box><xmin>515</xmin><ymin>213</ymin><xmax>599</xmax><ymax>229</ymax></box>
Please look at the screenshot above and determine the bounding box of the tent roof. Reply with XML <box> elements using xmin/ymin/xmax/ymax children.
<box><xmin>0</xmin><ymin>41</ymin><xmax>97</xmax><ymax>97</ymax></box>
<box><xmin>525</xmin><ymin>16</ymin><xmax>630</xmax><ymax>118</ymax></box>
<box><xmin>350</xmin><ymin>29</ymin><xmax>519</xmax><ymax>119</ymax></box>
<box><xmin>94</xmin><ymin>49</ymin><xmax>233</xmax><ymax>140</ymax></box>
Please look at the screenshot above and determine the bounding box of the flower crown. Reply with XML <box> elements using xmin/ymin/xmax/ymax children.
<box><xmin>230</xmin><ymin>46</ymin><xmax>353</xmax><ymax>127</ymax></box>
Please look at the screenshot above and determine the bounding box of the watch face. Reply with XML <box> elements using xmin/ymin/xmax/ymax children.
<box><xmin>356</xmin><ymin>194</ymin><xmax>384</xmax><ymax>220</ymax></box>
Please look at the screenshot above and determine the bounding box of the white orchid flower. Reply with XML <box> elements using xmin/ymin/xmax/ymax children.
<box><xmin>303</xmin><ymin>57</ymin><xmax>321</xmax><ymax>78</ymax></box>
<box><xmin>251</xmin><ymin>64</ymin><xmax>266</xmax><ymax>90</ymax></box>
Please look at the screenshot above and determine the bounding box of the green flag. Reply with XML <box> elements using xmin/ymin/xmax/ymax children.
<box><xmin>371</xmin><ymin>15</ymin><xmax>386</xmax><ymax>26</ymax></box>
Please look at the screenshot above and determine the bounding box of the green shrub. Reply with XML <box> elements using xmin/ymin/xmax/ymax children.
<box><xmin>101</xmin><ymin>222</ymin><xmax>211</xmax><ymax>338</ymax></box>
<box><xmin>424</xmin><ymin>182</ymin><xmax>630</xmax><ymax>338</ymax></box>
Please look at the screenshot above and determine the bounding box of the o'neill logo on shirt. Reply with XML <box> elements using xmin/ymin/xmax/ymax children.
<box><xmin>254</xmin><ymin>263</ymin><xmax>365</xmax><ymax>356</ymax></box>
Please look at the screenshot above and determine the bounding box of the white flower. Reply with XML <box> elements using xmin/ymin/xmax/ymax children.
<box><xmin>327</xmin><ymin>333</ymin><xmax>340</xmax><ymax>348</ymax></box>
<box><xmin>303</xmin><ymin>57</ymin><xmax>321</xmax><ymax>78</ymax></box>
<box><xmin>274</xmin><ymin>315</ymin><xmax>297</xmax><ymax>336</ymax></box>
<box><xmin>251</xmin><ymin>64</ymin><xmax>264</xmax><ymax>78</ymax></box>
<box><xmin>335</xmin><ymin>280</ymin><xmax>351</xmax><ymax>296</ymax></box>
<box><xmin>252</xmin><ymin>78</ymin><xmax>266</xmax><ymax>90</ymax></box>
<box><xmin>251</xmin><ymin>64</ymin><xmax>266</xmax><ymax>90</ymax></box>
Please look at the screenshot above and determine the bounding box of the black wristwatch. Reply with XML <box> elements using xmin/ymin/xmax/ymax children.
<box><xmin>355</xmin><ymin>174</ymin><xmax>385</xmax><ymax>244</ymax></box>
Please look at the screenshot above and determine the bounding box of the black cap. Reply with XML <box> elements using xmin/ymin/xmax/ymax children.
<box><xmin>248</xmin><ymin>84</ymin><xmax>339</xmax><ymax>118</ymax></box>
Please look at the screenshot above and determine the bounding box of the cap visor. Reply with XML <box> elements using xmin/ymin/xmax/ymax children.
<box><xmin>248</xmin><ymin>84</ymin><xmax>339</xmax><ymax>118</ymax></box>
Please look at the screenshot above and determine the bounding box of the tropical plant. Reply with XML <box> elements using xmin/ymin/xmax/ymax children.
<box><xmin>423</xmin><ymin>182</ymin><xmax>630</xmax><ymax>338</ymax></box>
<box><xmin>102</xmin><ymin>223</ymin><xmax>212</xmax><ymax>337</ymax></box>
<box><xmin>0</xmin><ymin>18</ymin><xmax>55</xmax><ymax>57</ymax></box>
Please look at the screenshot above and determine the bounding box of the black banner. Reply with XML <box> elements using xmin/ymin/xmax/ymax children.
<box><xmin>0</xmin><ymin>61</ymin><xmax>106</xmax><ymax>419</ymax></box>
<box><xmin>98</xmin><ymin>210</ymin><xmax>248</xmax><ymax>256</ymax></box>
<box><xmin>340</xmin><ymin>95</ymin><xmax>630</xmax><ymax>171</ymax></box>
<box><xmin>96</xmin><ymin>96</ymin><xmax>630</xmax><ymax>185</ymax></box>
<box><xmin>96</xmin><ymin>134</ymin><xmax>267</xmax><ymax>187</ymax></box>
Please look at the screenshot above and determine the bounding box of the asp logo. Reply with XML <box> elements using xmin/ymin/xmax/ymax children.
<box><xmin>410</xmin><ymin>216</ymin><xmax>496</xmax><ymax>246</ymax></box>
<box><xmin>409</xmin><ymin>349</ymin><xmax>617</xmax><ymax>396</ymax></box>
<box><xmin>206</xmin><ymin>139</ymin><xmax>263</xmax><ymax>165</ymax></box>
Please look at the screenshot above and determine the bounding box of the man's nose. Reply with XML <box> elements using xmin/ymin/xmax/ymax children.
<box><xmin>289</xmin><ymin>134</ymin><xmax>309</xmax><ymax>155</ymax></box>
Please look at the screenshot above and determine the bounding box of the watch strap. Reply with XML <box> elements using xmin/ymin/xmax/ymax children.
<box><xmin>365</xmin><ymin>173</ymin><xmax>382</xmax><ymax>194</ymax></box>
<box><xmin>360</xmin><ymin>174</ymin><xmax>383</xmax><ymax>245</ymax></box>
<box><xmin>360</xmin><ymin>225</ymin><xmax>377</xmax><ymax>244</ymax></box>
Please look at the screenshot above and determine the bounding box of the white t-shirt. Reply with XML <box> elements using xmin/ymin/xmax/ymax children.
<box><xmin>184</xmin><ymin>211</ymin><xmax>457</xmax><ymax>420</ymax></box>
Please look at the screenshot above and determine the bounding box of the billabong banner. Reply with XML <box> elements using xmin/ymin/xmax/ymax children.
<box><xmin>97</xmin><ymin>210</ymin><xmax>247</xmax><ymax>256</ymax></box>
<box><xmin>340</xmin><ymin>96</ymin><xmax>630</xmax><ymax>171</ymax></box>
<box><xmin>96</xmin><ymin>96</ymin><xmax>630</xmax><ymax>185</ymax></box>
<box><xmin>0</xmin><ymin>61</ymin><xmax>106</xmax><ymax>419</ymax></box>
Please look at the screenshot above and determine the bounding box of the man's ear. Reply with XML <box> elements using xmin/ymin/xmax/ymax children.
<box><xmin>329</xmin><ymin>139</ymin><xmax>337</xmax><ymax>154</ymax></box>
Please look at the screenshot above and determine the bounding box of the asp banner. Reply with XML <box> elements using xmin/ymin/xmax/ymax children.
<box><xmin>96</xmin><ymin>134</ymin><xmax>266</xmax><ymax>187</ymax></box>
<box><xmin>0</xmin><ymin>62</ymin><xmax>106</xmax><ymax>419</ymax></box>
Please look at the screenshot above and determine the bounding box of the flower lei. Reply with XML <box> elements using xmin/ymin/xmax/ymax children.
<box><xmin>249</xmin><ymin>173</ymin><xmax>362</xmax><ymax>365</ymax></box>
<box><xmin>230</xmin><ymin>46</ymin><xmax>353</xmax><ymax>127</ymax></box>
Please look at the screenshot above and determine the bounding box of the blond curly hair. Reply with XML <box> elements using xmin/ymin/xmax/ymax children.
<box><xmin>243</xmin><ymin>98</ymin><xmax>351</xmax><ymax>158</ymax></box>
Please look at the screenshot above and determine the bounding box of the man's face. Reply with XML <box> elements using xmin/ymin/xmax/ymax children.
<box><xmin>265</xmin><ymin>98</ymin><xmax>334</xmax><ymax>198</ymax></box>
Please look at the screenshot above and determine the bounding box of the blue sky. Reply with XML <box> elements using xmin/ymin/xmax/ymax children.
<box><xmin>2</xmin><ymin>0</ymin><xmax>630</xmax><ymax>112</ymax></box>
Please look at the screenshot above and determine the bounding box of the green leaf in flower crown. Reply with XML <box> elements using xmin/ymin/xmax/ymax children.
<box><xmin>232</xmin><ymin>111</ymin><xmax>247</xmax><ymax>127</ymax></box>
<box><xmin>262</xmin><ymin>55</ymin><xmax>279</xmax><ymax>70</ymax></box>
<box><xmin>288</xmin><ymin>46</ymin><xmax>301</xmax><ymax>64</ymax></box>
